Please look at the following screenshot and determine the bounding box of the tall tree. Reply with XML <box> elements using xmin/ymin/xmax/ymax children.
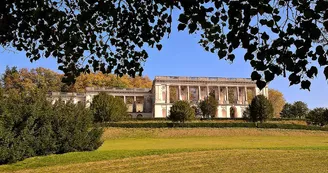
<box><xmin>268</xmin><ymin>89</ymin><xmax>285</xmax><ymax>118</ymax></box>
<box><xmin>1</xmin><ymin>1</ymin><xmax>328</xmax><ymax>89</ymax></box>
<box><xmin>280</xmin><ymin>101</ymin><xmax>309</xmax><ymax>119</ymax></box>
<box><xmin>292</xmin><ymin>101</ymin><xmax>309</xmax><ymax>119</ymax></box>
<box><xmin>249</xmin><ymin>95</ymin><xmax>274</xmax><ymax>123</ymax></box>
<box><xmin>199</xmin><ymin>91</ymin><xmax>218</xmax><ymax>118</ymax></box>
<box><xmin>280</xmin><ymin>103</ymin><xmax>293</xmax><ymax>118</ymax></box>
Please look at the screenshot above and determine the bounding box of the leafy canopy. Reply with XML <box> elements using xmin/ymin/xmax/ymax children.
<box><xmin>1</xmin><ymin>0</ymin><xmax>328</xmax><ymax>89</ymax></box>
<box><xmin>0</xmin><ymin>66</ymin><xmax>152</xmax><ymax>92</ymax></box>
<box><xmin>169</xmin><ymin>100</ymin><xmax>195</xmax><ymax>123</ymax></box>
<box><xmin>248</xmin><ymin>95</ymin><xmax>274</xmax><ymax>123</ymax></box>
<box><xmin>199</xmin><ymin>91</ymin><xmax>218</xmax><ymax>118</ymax></box>
<box><xmin>268</xmin><ymin>89</ymin><xmax>285</xmax><ymax>118</ymax></box>
<box><xmin>91</xmin><ymin>92</ymin><xmax>128</xmax><ymax>122</ymax></box>
<box><xmin>280</xmin><ymin>101</ymin><xmax>309</xmax><ymax>119</ymax></box>
<box><xmin>306</xmin><ymin>108</ymin><xmax>328</xmax><ymax>126</ymax></box>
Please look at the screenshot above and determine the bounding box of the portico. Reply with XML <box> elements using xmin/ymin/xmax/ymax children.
<box><xmin>153</xmin><ymin>76</ymin><xmax>268</xmax><ymax>118</ymax></box>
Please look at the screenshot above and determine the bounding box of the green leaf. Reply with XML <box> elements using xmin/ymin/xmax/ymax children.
<box><xmin>301</xmin><ymin>80</ymin><xmax>311</xmax><ymax>90</ymax></box>
<box><xmin>306</xmin><ymin>66</ymin><xmax>318</xmax><ymax>78</ymax></box>
<box><xmin>273</xmin><ymin>15</ymin><xmax>281</xmax><ymax>22</ymax></box>
<box><xmin>324</xmin><ymin>66</ymin><xmax>328</xmax><ymax>80</ymax></box>
<box><xmin>261</xmin><ymin>32</ymin><xmax>269</xmax><ymax>40</ymax></box>
<box><xmin>218</xmin><ymin>50</ymin><xmax>227</xmax><ymax>59</ymax></box>
<box><xmin>264</xmin><ymin>71</ymin><xmax>274</xmax><ymax>82</ymax></box>
<box><xmin>316</xmin><ymin>46</ymin><xmax>324</xmax><ymax>55</ymax></box>
<box><xmin>256</xmin><ymin>80</ymin><xmax>266</xmax><ymax>90</ymax></box>
<box><xmin>178</xmin><ymin>23</ymin><xmax>186</xmax><ymax>31</ymax></box>
<box><xmin>178</xmin><ymin>14</ymin><xmax>188</xmax><ymax>24</ymax></box>
<box><xmin>156</xmin><ymin>44</ymin><xmax>162</xmax><ymax>51</ymax></box>
<box><xmin>259</xmin><ymin>19</ymin><xmax>267</xmax><ymax>25</ymax></box>
<box><xmin>251</xmin><ymin>71</ymin><xmax>261</xmax><ymax>81</ymax></box>
<box><xmin>221</xmin><ymin>15</ymin><xmax>227</xmax><ymax>21</ymax></box>
<box><xmin>227</xmin><ymin>54</ymin><xmax>235</xmax><ymax>61</ymax></box>
<box><xmin>250</xmin><ymin>27</ymin><xmax>258</xmax><ymax>35</ymax></box>
<box><xmin>188</xmin><ymin>23</ymin><xmax>197</xmax><ymax>33</ymax></box>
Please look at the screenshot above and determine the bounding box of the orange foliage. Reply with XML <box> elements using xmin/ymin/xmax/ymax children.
<box><xmin>1</xmin><ymin>67</ymin><xmax>153</xmax><ymax>92</ymax></box>
<box><xmin>73</xmin><ymin>73</ymin><xmax>152</xmax><ymax>92</ymax></box>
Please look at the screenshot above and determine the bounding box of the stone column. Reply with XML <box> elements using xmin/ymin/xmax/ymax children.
<box><xmin>133</xmin><ymin>96</ymin><xmax>137</xmax><ymax>113</ymax></box>
<box><xmin>244</xmin><ymin>86</ymin><xmax>248</xmax><ymax>104</ymax></box>
<box><xmin>124</xmin><ymin>96</ymin><xmax>126</xmax><ymax>103</ymax></box>
<box><xmin>166</xmin><ymin>85</ymin><xmax>170</xmax><ymax>103</ymax></box>
<box><xmin>207</xmin><ymin>86</ymin><xmax>209</xmax><ymax>96</ymax></box>
<box><xmin>265</xmin><ymin>87</ymin><xmax>269</xmax><ymax>98</ymax></box>
<box><xmin>178</xmin><ymin>85</ymin><xmax>182</xmax><ymax>100</ymax></box>
<box><xmin>198</xmin><ymin>86</ymin><xmax>201</xmax><ymax>101</ymax></box>
<box><xmin>226</xmin><ymin>86</ymin><xmax>229</xmax><ymax>104</ymax></box>
<box><xmin>217</xmin><ymin>86</ymin><xmax>220</xmax><ymax>102</ymax></box>
<box><xmin>187</xmin><ymin>86</ymin><xmax>190</xmax><ymax>101</ymax></box>
<box><xmin>237</xmin><ymin>87</ymin><xmax>240</xmax><ymax>104</ymax></box>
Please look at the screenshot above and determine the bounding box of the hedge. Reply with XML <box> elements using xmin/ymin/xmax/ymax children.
<box><xmin>122</xmin><ymin>118</ymin><xmax>306</xmax><ymax>121</ymax></box>
<box><xmin>257</xmin><ymin>123</ymin><xmax>328</xmax><ymax>131</ymax></box>
<box><xmin>101</xmin><ymin>122</ymin><xmax>256</xmax><ymax>128</ymax></box>
<box><xmin>100</xmin><ymin>122</ymin><xmax>328</xmax><ymax>131</ymax></box>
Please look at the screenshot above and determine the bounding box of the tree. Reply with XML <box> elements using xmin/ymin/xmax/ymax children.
<box><xmin>199</xmin><ymin>91</ymin><xmax>218</xmax><ymax>118</ymax></box>
<box><xmin>292</xmin><ymin>101</ymin><xmax>309</xmax><ymax>119</ymax></box>
<box><xmin>280</xmin><ymin>101</ymin><xmax>309</xmax><ymax>119</ymax></box>
<box><xmin>242</xmin><ymin>107</ymin><xmax>250</xmax><ymax>120</ymax></box>
<box><xmin>1</xmin><ymin>1</ymin><xmax>328</xmax><ymax>89</ymax></box>
<box><xmin>1</xmin><ymin>66</ymin><xmax>64</xmax><ymax>92</ymax></box>
<box><xmin>306</xmin><ymin>108</ymin><xmax>328</xmax><ymax>126</ymax></box>
<box><xmin>247</xmin><ymin>89</ymin><xmax>255</xmax><ymax>104</ymax></box>
<box><xmin>73</xmin><ymin>73</ymin><xmax>152</xmax><ymax>92</ymax></box>
<box><xmin>0</xmin><ymin>67</ymin><xmax>152</xmax><ymax>93</ymax></box>
<box><xmin>268</xmin><ymin>89</ymin><xmax>285</xmax><ymax>118</ymax></box>
<box><xmin>248</xmin><ymin>95</ymin><xmax>274</xmax><ymax>123</ymax></box>
<box><xmin>168</xmin><ymin>101</ymin><xmax>195</xmax><ymax>123</ymax></box>
<box><xmin>91</xmin><ymin>92</ymin><xmax>128</xmax><ymax>122</ymax></box>
<box><xmin>280</xmin><ymin>103</ymin><xmax>294</xmax><ymax>118</ymax></box>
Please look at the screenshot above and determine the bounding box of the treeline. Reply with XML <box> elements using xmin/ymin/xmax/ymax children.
<box><xmin>1</xmin><ymin>66</ymin><xmax>152</xmax><ymax>92</ymax></box>
<box><xmin>0</xmin><ymin>89</ymin><xmax>103</xmax><ymax>164</ymax></box>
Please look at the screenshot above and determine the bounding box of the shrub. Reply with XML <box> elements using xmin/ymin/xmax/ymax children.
<box><xmin>0</xmin><ymin>90</ymin><xmax>103</xmax><ymax>164</ymax></box>
<box><xmin>248</xmin><ymin>95</ymin><xmax>273</xmax><ymax>123</ymax></box>
<box><xmin>168</xmin><ymin>101</ymin><xmax>195</xmax><ymax>123</ymax></box>
<box><xmin>242</xmin><ymin>107</ymin><xmax>250</xmax><ymax>120</ymax></box>
<box><xmin>199</xmin><ymin>91</ymin><xmax>218</xmax><ymax>118</ymax></box>
<box><xmin>306</xmin><ymin>108</ymin><xmax>328</xmax><ymax>126</ymax></box>
<box><xmin>91</xmin><ymin>92</ymin><xmax>128</xmax><ymax>122</ymax></box>
<box><xmin>52</xmin><ymin>101</ymin><xmax>103</xmax><ymax>153</ymax></box>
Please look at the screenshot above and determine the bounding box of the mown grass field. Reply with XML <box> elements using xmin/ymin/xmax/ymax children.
<box><xmin>1</xmin><ymin>128</ymin><xmax>328</xmax><ymax>173</ymax></box>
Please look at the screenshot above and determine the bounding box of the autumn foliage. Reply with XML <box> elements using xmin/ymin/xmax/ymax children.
<box><xmin>1</xmin><ymin>66</ymin><xmax>152</xmax><ymax>92</ymax></box>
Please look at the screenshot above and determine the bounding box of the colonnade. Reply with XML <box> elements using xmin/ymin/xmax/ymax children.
<box><xmin>163</xmin><ymin>85</ymin><xmax>254</xmax><ymax>105</ymax></box>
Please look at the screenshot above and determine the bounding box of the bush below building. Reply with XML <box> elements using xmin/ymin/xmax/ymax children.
<box><xmin>0</xmin><ymin>90</ymin><xmax>103</xmax><ymax>165</ymax></box>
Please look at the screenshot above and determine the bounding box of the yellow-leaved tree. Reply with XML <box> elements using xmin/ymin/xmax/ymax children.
<box><xmin>268</xmin><ymin>89</ymin><xmax>286</xmax><ymax>118</ymax></box>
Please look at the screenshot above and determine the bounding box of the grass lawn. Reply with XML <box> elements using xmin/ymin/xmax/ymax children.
<box><xmin>1</xmin><ymin>128</ymin><xmax>328</xmax><ymax>173</ymax></box>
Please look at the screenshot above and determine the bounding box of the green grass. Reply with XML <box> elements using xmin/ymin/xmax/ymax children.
<box><xmin>1</xmin><ymin>128</ymin><xmax>328</xmax><ymax>173</ymax></box>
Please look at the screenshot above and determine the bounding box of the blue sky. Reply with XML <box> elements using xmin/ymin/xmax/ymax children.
<box><xmin>1</xmin><ymin>15</ymin><xmax>328</xmax><ymax>109</ymax></box>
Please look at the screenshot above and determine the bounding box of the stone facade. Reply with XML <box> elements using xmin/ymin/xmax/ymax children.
<box><xmin>48</xmin><ymin>76</ymin><xmax>268</xmax><ymax>118</ymax></box>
